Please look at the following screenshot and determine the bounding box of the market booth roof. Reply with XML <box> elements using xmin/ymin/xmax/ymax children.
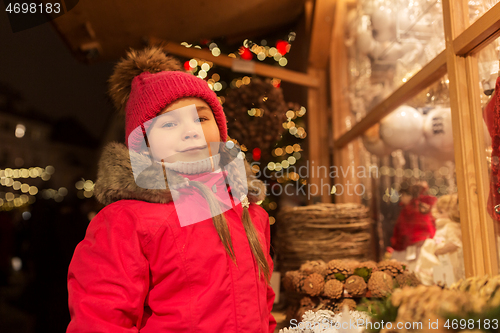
<box><xmin>52</xmin><ymin>0</ymin><xmax>307</xmax><ymax>62</ymax></box>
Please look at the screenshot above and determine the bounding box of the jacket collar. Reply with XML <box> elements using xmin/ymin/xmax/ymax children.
<box><xmin>94</xmin><ymin>142</ymin><xmax>266</xmax><ymax>206</ymax></box>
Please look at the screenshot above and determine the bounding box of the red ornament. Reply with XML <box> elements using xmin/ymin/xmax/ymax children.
<box><xmin>239</xmin><ymin>46</ymin><xmax>253</xmax><ymax>60</ymax></box>
<box><xmin>252</xmin><ymin>147</ymin><xmax>261</xmax><ymax>161</ymax></box>
<box><xmin>276</xmin><ymin>40</ymin><xmax>289</xmax><ymax>55</ymax></box>
<box><xmin>200</xmin><ymin>39</ymin><xmax>209</xmax><ymax>45</ymax></box>
<box><xmin>183</xmin><ymin>61</ymin><xmax>192</xmax><ymax>71</ymax></box>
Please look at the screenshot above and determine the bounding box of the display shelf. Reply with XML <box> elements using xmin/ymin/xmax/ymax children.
<box><xmin>334</xmin><ymin>51</ymin><xmax>447</xmax><ymax>148</ymax></box>
<box><xmin>331</xmin><ymin>0</ymin><xmax>500</xmax><ymax>277</ymax></box>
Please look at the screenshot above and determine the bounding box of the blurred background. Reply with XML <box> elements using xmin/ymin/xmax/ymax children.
<box><xmin>0</xmin><ymin>1</ymin><xmax>310</xmax><ymax>331</ymax></box>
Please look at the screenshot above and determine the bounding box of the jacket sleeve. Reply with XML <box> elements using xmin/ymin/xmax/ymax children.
<box><xmin>67</xmin><ymin>204</ymin><xmax>149</xmax><ymax>333</ymax></box>
<box><xmin>262</xmin><ymin>210</ymin><xmax>277</xmax><ymax>333</ymax></box>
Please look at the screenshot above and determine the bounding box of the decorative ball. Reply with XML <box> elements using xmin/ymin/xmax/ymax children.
<box><xmin>362</xmin><ymin>135</ymin><xmax>393</xmax><ymax>156</ymax></box>
<box><xmin>423</xmin><ymin>107</ymin><xmax>454</xmax><ymax>152</ymax></box>
<box><xmin>362</xmin><ymin>123</ymin><xmax>393</xmax><ymax>156</ymax></box>
<box><xmin>407</xmin><ymin>135</ymin><xmax>429</xmax><ymax>156</ymax></box>
<box><xmin>380</xmin><ymin>105</ymin><xmax>424</xmax><ymax>150</ymax></box>
<box><xmin>371</xmin><ymin>7</ymin><xmax>394</xmax><ymax>32</ymax></box>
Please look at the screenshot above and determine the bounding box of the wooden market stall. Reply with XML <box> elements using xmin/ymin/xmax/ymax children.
<box><xmin>50</xmin><ymin>0</ymin><xmax>500</xmax><ymax>279</ymax></box>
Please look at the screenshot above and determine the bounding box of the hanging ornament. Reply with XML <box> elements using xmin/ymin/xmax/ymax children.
<box><xmin>252</xmin><ymin>147</ymin><xmax>261</xmax><ymax>161</ymax></box>
<box><xmin>276</xmin><ymin>40</ymin><xmax>289</xmax><ymax>55</ymax></box>
<box><xmin>423</xmin><ymin>107</ymin><xmax>454</xmax><ymax>152</ymax></box>
<box><xmin>380</xmin><ymin>105</ymin><xmax>424</xmax><ymax>150</ymax></box>
<box><xmin>362</xmin><ymin>123</ymin><xmax>393</xmax><ymax>156</ymax></box>
<box><xmin>238</xmin><ymin>46</ymin><xmax>253</xmax><ymax>60</ymax></box>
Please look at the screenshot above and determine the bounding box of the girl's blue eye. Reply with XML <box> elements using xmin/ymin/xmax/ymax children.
<box><xmin>162</xmin><ymin>122</ymin><xmax>176</xmax><ymax>128</ymax></box>
<box><xmin>195</xmin><ymin>117</ymin><xmax>208</xmax><ymax>123</ymax></box>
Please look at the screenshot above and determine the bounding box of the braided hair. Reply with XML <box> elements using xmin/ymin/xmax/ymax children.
<box><xmin>149</xmin><ymin>143</ymin><xmax>271</xmax><ymax>283</ymax></box>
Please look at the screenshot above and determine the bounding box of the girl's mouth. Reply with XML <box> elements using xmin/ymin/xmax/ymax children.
<box><xmin>180</xmin><ymin>145</ymin><xmax>207</xmax><ymax>152</ymax></box>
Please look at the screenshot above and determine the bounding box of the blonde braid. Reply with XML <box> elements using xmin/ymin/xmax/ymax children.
<box><xmin>220</xmin><ymin>146</ymin><xmax>271</xmax><ymax>282</ymax></box>
<box><xmin>163</xmin><ymin>162</ymin><xmax>236</xmax><ymax>262</ymax></box>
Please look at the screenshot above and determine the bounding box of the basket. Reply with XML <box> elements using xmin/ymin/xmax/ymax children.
<box><xmin>276</xmin><ymin>203</ymin><xmax>374</xmax><ymax>273</ymax></box>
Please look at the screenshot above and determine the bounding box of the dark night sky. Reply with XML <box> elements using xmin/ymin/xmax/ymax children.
<box><xmin>0</xmin><ymin>12</ymin><xmax>115</xmax><ymax>142</ymax></box>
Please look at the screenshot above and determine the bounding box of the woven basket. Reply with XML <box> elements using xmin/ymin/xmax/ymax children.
<box><xmin>276</xmin><ymin>203</ymin><xmax>374</xmax><ymax>273</ymax></box>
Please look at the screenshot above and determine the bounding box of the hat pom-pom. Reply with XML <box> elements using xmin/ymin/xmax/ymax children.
<box><xmin>108</xmin><ymin>45</ymin><xmax>184</xmax><ymax>113</ymax></box>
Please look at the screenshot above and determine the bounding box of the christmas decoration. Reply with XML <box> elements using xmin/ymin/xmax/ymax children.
<box><xmin>377</xmin><ymin>260</ymin><xmax>404</xmax><ymax>278</ymax></box>
<box><xmin>344</xmin><ymin>275</ymin><xmax>367</xmax><ymax>297</ymax></box>
<box><xmin>379</xmin><ymin>105</ymin><xmax>425</xmax><ymax>150</ymax></box>
<box><xmin>423</xmin><ymin>106</ymin><xmax>454</xmax><ymax>152</ymax></box>
<box><xmin>326</xmin><ymin>259</ymin><xmax>354</xmax><ymax>282</ymax></box>
<box><xmin>368</xmin><ymin>271</ymin><xmax>394</xmax><ymax>298</ymax></box>
<box><xmin>224</xmin><ymin>78</ymin><xmax>288</xmax><ymax>161</ymax></box>
<box><xmin>303</xmin><ymin>273</ymin><xmax>326</xmax><ymax>297</ymax></box>
<box><xmin>300</xmin><ymin>260</ymin><xmax>328</xmax><ymax>276</ymax></box>
<box><xmin>323</xmin><ymin>279</ymin><xmax>344</xmax><ymax>300</ymax></box>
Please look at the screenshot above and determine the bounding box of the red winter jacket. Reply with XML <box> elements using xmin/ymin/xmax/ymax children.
<box><xmin>67</xmin><ymin>142</ymin><xmax>276</xmax><ymax>333</ymax></box>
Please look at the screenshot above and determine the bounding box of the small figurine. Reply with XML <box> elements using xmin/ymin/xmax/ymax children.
<box><xmin>414</xmin><ymin>194</ymin><xmax>463</xmax><ymax>286</ymax></box>
<box><xmin>390</xmin><ymin>181</ymin><xmax>437</xmax><ymax>271</ymax></box>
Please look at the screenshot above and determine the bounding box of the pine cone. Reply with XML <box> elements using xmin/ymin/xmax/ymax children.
<box><xmin>378</xmin><ymin>260</ymin><xmax>404</xmax><ymax>277</ymax></box>
<box><xmin>395</xmin><ymin>271</ymin><xmax>421</xmax><ymax>288</ymax></box>
<box><xmin>300</xmin><ymin>260</ymin><xmax>327</xmax><ymax>276</ymax></box>
<box><xmin>353</xmin><ymin>261</ymin><xmax>378</xmax><ymax>283</ymax></box>
<box><xmin>296</xmin><ymin>306</ymin><xmax>312</xmax><ymax>321</ymax></box>
<box><xmin>283</xmin><ymin>270</ymin><xmax>306</xmax><ymax>292</ymax></box>
<box><xmin>323</xmin><ymin>279</ymin><xmax>344</xmax><ymax>299</ymax></box>
<box><xmin>368</xmin><ymin>271</ymin><xmax>394</xmax><ymax>298</ymax></box>
<box><xmin>334</xmin><ymin>298</ymin><xmax>357</xmax><ymax>313</ymax></box>
<box><xmin>282</xmin><ymin>271</ymin><xmax>296</xmax><ymax>291</ymax></box>
<box><xmin>345</xmin><ymin>275</ymin><xmax>367</xmax><ymax>297</ymax></box>
<box><xmin>356</xmin><ymin>261</ymin><xmax>379</xmax><ymax>272</ymax></box>
<box><xmin>316</xmin><ymin>298</ymin><xmax>336</xmax><ymax>312</ymax></box>
<box><xmin>300</xmin><ymin>296</ymin><xmax>315</xmax><ymax>308</ymax></box>
<box><xmin>303</xmin><ymin>273</ymin><xmax>325</xmax><ymax>296</ymax></box>
<box><xmin>326</xmin><ymin>259</ymin><xmax>354</xmax><ymax>281</ymax></box>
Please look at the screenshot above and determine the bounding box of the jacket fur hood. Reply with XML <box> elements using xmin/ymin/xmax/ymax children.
<box><xmin>94</xmin><ymin>142</ymin><xmax>267</xmax><ymax>206</ymax></box>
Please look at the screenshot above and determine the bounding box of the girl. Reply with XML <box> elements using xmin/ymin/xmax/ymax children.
<box><xmin>67</xmin><ymin>46</ymin><xmax>276</xmax><ymax>332</ymax></box>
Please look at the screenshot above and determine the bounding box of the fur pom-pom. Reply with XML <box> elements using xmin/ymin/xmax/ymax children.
<box><xmin>108</xmin><ymin>46</ymin><xmax>184</xmax><ymax>113</ymax></box>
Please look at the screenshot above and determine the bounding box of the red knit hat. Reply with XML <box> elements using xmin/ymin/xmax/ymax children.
<box><xmin>108</xmin><ymin>46</ymin><xmax>227</xmax><ymax>152</ymax></box>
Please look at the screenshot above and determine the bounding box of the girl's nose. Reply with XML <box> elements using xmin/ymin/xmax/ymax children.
<box><xmin>183</xmin><ymin>130</ymin><xmax>199</xmax><ymax>140</ymax></box>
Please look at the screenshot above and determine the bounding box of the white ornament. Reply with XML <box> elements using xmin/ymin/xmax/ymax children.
<box><xmin>380</xmin><ymin>105</ymin><xmax>424</xmax><ymax>150</ymax></box>
<box><xmin>356</xmin><ymin>30</ymin><xmax>376</xmax><ymax>55</ymax></box>
<box><xmin>362</xmin><ymin>135</ymin><xmax>393</xmax><ymax>156</ymax></box>
<box><xmin>371</xmin><ymin>7</ymin><xmax>393</xmax><ymax>32</ymax></box>
<box><xmin>423</xmin><ymin>107</ymin><xmax>454</xmax><ymax>152</ymax></box>
<box><xmin>407</xmin><ymin>135</ymin><xmax>429</xmax><ymax>156</ymax></box>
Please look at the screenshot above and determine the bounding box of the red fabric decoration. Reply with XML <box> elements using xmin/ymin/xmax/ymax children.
<box><xmin>485</xmin><ymin>77</ymin><xmax>500</xmax><ymax>222</ymax></box>
<box><xmin>391</xmin><ymin>194</ymin><xmax>437</xmax><ymax>251</ymax></box>
<box><xmin>239</xmin><ymin>47</ymin><xmax>253</xmax><ymax>60</ymax></box>
<box><xmin>276</xmin><ymin>40</ymin><xmax>289</xmax><ymax>55</ymax></box>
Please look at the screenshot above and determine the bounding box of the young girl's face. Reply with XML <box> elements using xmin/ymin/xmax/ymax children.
<box><xmin>146</xmin><ymin>97</ymin><xmax>221</xmax><ymax>163</ymax></box>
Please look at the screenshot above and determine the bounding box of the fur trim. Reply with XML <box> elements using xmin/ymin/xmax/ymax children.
<box><xmin>108</xmin><ymin>46</ymin><xmax>184</xmax><ymax>113</ymax></box>
<box><xmin>94</xmin><ymin>142</ymin><xmax>267</xmax><ymax>206</ymax></box>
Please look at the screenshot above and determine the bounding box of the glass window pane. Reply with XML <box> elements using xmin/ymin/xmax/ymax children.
<box><xmin>346</xmin><ymin>0</ymin><xmax>445</xmax><ymax>122</ymax></box>
<box><xmin>358</xmin><ymin>77</ymin><xmax>466</xmax><ymax>286</ymax></box>
<box><xmin>469</xmin><ymin>0</ymin><xmax>500</xmax><ymax>25</ymax></box>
